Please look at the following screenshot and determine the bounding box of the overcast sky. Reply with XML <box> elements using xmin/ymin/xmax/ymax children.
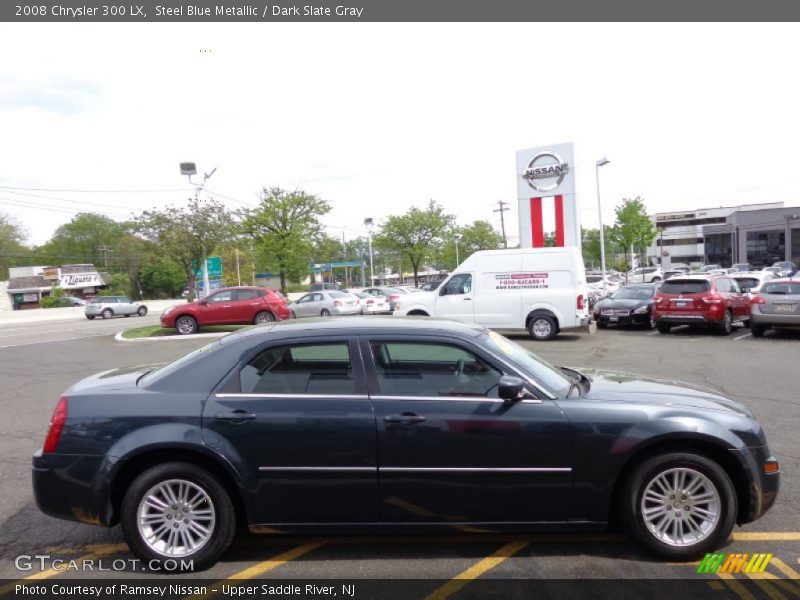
<box><xmin>1</xmin><ymin>23</ymin><xmax>800</xmax><ymax>246</ymax></box>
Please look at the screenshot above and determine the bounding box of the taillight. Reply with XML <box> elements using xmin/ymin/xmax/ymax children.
<box><xmin>388</xmin><ymin>295</ymin><xmax>399</xmax><ymax>301</ymax></box>
<box><xmin>334</xmin><ymin>300</ymin><xmax>342</xmax><ymax>307</ymax></box>
<box><xmin>366</xmin><ymin>299</ymin><xmax>374</xmax><ymax>304</ymax></box>
<box><xmin>751</xmin><ymin>295</ymin><xmax>766</xmax><ymax>305</ymax></box>
<box><xmin>43</xmin><ymin>396</ymin><xmax>68</xmax><ymax>454</ymax></box>
<box><xmin>576</xmin><ymin>295</ymin><xmax>584</xmax><ymax>310</ymax></box>
<box><xmin>701</xmin><ymin>295</ymin><xmax>723</xmax><ymax>304</ymax></box>
<box><xmin>654</xmin><ymin>296</ymin><xmax>664</xmax><ymax>304</ymax></box>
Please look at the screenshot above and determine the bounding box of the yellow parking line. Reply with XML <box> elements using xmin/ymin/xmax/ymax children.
<box><xmin>732</xmin><ymin>533</ymin><xmax>800</xmax><ymax>541</ymax></box>
<box><xmin>771</xmin><ymin>557</ymin><xmax>800</xmax><ymax>580</ymax></box>
<box><xmin>183</xmin><ymin>542</ymin><xmax>324</xmax><ymax>600</ymax></box>
<box><xmin>423</xmin><ymin>541</ymin><xmax>529</xmax><ymax>600</ymax></box>
<box><xmin>0</xmin><ymin>544</ymin><xmax>127</xmax><ymax>595</ymax></box>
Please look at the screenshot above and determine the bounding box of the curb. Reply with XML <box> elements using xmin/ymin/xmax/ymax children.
<box><xmin>114</xmin><ymin>331</ymin><xmax>230</xmax><ymax>343</ymax></box>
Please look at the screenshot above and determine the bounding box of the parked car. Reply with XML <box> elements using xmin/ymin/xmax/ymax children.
<box><xmin>652</xmin><ymin>275</ymin><xmax>750</xmax><ymax>335</ymax></box>
<box><xmin>731</xmin><ymin>272</ymin><xmax>776</xmax><ymax>298</ymax></box>
<box><xmin>309</xmin><ymin>282</ymin><xmax>341</xmax><ymax>292</ymax></box>
<box><xmin>627</xmin><ymin>266</ymin><xmax>663</xmax><ymax>283</ymax></box>
<box><xmin>394</xmin><ymin>247</ymin><xmax>591</xmax><ymax>341</ymax></box>
<box><xmin>586</xmin><ymin>273</ymin><xmax>620</xmax><ymax>299</ymax></box>
<box><xmin>770</xmin><ymin>261</ymin><xmax>798</xmax><ymax>278</ymax></box>
<box><xmin>419</xmin><ymin>280</ymin><xmax>443</xmax><ymax>292</ymax></box>
<box><xmin>662</xmin><ymin>269</ymin><xmax>686</xmax><ymax>280</ymax></box>
<box><xmin>701</xmin><ymin>264</ymin><xmax>721</xmax><ymax>273</ymax></box>
<box><xmin>160</xmin><ymin>286</ymin><xmax>290</xmax><ymax>334</ymax></box>
<box><xmin>289</xmin><ymin>290</ymin><xmax>361</xmax><ymax>318</ymax></box>
<box><xmin>362</xmin><ymin>286</ymin><xmax>415</xmax><ymax>311</ymax></box>
<box><xmin>354</xmin><ymin>291</ymin><xmax>391</xmax><ymax>314</ymax></box>
<box><xmin>749</xmin><ymin>279</ymin><xmax>800</xmax><ymax>337</ymax></box>
<box><xmin>85</xmin><ymin>296</ymin><xmax>147</xmax><ymax>320</ymax></box>
<box><xmin>59</xmin><ymin>296</ymin><xmax>86</xmax><ymax>307</ymax></box>
<box><xmin>761</xmin><ymin>266</ymin><xmax>783</xmax><ymax>277</ymax></box>
<box><xmin>593</xmin><ymin>284</ymin><xmax>657</xmax><ymax>329</ymax></box>
<box><xmin>732</xmin><ymin>263</ymin><xmax>752</xmax><ymax>272</ymax></box>
<box><xmin>32</xmin><ymin>317</ymin><xmax>779</xmax><ymax>569</ymax></box>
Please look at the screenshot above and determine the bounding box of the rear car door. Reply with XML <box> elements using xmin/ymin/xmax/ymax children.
<box><xmin>363</xmin><ymin>335</ymin><xmax>572</xmax><ymax>523</ymax></box>
<box><xmin>202</xmin><ymin>336</ymin><xmax>377</xmax><ymax>524</ymax></box>
<box><xmin>234</xmin><ymin>289</ymin><xmax>261</xmax><ymax>322</ymax></box>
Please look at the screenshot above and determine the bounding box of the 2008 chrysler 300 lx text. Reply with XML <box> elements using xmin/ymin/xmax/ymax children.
<box><xmin>32</xmin><ymin>318</ymin><xmax>779</xmax><ymax>570</ymax></box>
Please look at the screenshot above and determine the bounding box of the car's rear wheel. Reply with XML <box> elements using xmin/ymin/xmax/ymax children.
<box><xmin>120</xmin><ymin>462</ymin><xmax>236</xmax><ymax>572</ymax></box>
<box><xmin>86</xmin><ymin>315</ymin><xmax>95</xmax><ymax>320</ymax></box>
<box><xmin>596</xmin><ymin>320</ymin><xmax>607</xmax><ymax>329</ymax></box>
<box><xmin>289</xmin><ymin>309</ymin><xmax>296</xmax><ymax>319</ymax></box>
<box><xmin>657</xmin><ymin>321</ymin><xmax>671</xmax><ymax>334</ymax></box>
<box><xmin>623</xmin><ymin>453</ymin><xmax>736</xmax><ymax>560</ymax></box>
<box><xmin>528</xmin><ymin>315</ymin><xmax>557</xmax><ymax>341</ymax></box>
<box><xmin>254</xmin><ymin>311</ymin><xmax>275</xmax><ymax>325</ymax></box>
<box><xmin>751</xmin><ymin>324</ymin><xmax>766</xmax><ymax>338</ymax></box>
<box><xmin>717</xmin><ymin>310</ymin><xmax>733</xmax><ymax>335</ymax></box>
<box><xmin>175</xmin><ymin>316</ymin><xmax>198</xmax><ymax>335</ymax></box>
<box><xmin>645</xmin><ymin>315</ymin><xmax>656</xmax><ymax>330</ymax></box>
<box><xmin>321</xmin><ymin>309</ymin><xmax>331</xmax><ymax>317</ymax></box>
<box><xmin>101</xmin><ymin>309</ymin><xmax>113</xmax><ymax>319</ymax></box>
<box><xmin>138</xmin><ymin>306</ymin><xmax>148</xmax><ymax>317</ymax></box>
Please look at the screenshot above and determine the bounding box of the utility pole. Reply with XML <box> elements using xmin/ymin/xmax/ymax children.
<box><xmin>235</xmin><ymin>248</ymin><xmax>241</xmax><ymax>287</ymax></box>
<box><xmin>342</xmin><ymin>230</ymin><xmax>348</xmax><ymax>287</ymax></box>
<box><xmin>493</xmin><ymin>201</ymin><xmax>510</xmax><ymax>248</ymax></box>
<box><xmin>97</xmin><ymin>244</ymin><xmax>114</xmax><ymax>268</ymax></box>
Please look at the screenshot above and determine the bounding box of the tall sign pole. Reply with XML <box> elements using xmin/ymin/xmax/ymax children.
<box><xmin>493</xmin><ymin>201</ymin><xmax>510</xmax><ymax>248</ymax></box>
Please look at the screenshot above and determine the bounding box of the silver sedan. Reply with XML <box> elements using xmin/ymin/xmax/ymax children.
<box><xmin>289</xmin><ymin>290</ymin><xmax>362</xmax><ymax>318</ymax></box>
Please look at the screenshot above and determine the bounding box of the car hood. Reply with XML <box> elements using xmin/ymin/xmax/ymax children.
<box><xmin>576</xmin><ymin>368</ymin><xmax>752</xmax><ymax>417</ymax></box>
<box><xmin>595</xmin><ymin>298</ymin><xmax>650</xmax><ymax>310</ymax></box>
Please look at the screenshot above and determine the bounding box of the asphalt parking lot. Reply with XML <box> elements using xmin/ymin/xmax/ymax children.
<box><xmin>0</xmin><ymin>316</ymin><xmax>798</xmax><ymax>598</ymax></box>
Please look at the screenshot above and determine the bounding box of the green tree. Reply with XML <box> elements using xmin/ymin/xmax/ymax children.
<box><xmin>437</xmin><ymin>220</ymin><xmax>503</xmax><ymax>269</ymax></box>
<box><xmin>610</xmin><ymin>197</ymin><xmax>657</xmax><ymax>271</ymax></box>
<box><xmin>101</xmin><ymin>272</ymin><xmax>131</xmax><ymax>296</ymax></box>
<box><xmin>134</xmin><ymin>197</ymin><xmax>235</xmax><ymax>295</ymax></box>
<box><xmin>0</xmin><ymin>212</ymin><xmax>29</xmax><ymax>280</ymax></box>
<box><xmin>38</xmin><ymin>213</ymin><xmax>127</xmax><ymax>267</ymax></box>
<box><xmin>139</xmin><ymin>258</ymin><xmax>187</xmax><ymax>298</ymax></box>
<box><xmin>239</xmin><ymin>187</ymin><xmax>331</xmax><ymax>293</ymax></box>
<box><xmin>581</xmin><ymin>226</ymin><xmax>619</xmax><ymax>270</ymax></box>
<box><xmin>374</xmin><ymin>200</ymin><xmax>455</xmax><ymax>286</ymax></box>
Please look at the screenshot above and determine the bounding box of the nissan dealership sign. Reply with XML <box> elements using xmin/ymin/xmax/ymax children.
<box><xmin>516</xmin><ymin>142</ymin><xmax>580</xmax><ymax>248</ymax></box>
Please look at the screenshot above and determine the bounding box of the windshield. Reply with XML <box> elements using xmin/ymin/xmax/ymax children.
<box><xmin>139</xmin><ymin>340</ymin><xmax>222</xmax><ymax>385</ymax></box>
<box><xmin>481</xmin><ymin>330</ymin><xmax>571</xmax><ymax>396</ymax></box>
<box><xmin>612</xmin><ymin>287</ymin><xmax>654</xmax><ymax>300</ymax></box>
<box><xmin>660</xmin><ymin>279</ymin><xmax>711</xmax><ymax>294</ymax></box>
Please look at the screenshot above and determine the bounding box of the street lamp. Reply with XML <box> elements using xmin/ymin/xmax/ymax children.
<box><xmin>454</xmin><ymin>233</ymin><xmax>462</xmax><ymax>267</ymax></box>
<box><xmin>595</xmin><ymin>157</ymin><xmax>611</xmax><ymax>296</ymax></box>
<box><xmin>180</xmin><ymin>162</ymin><xmax>216</xmax><ymax>298</ymax></box>
<box><xmin>364</xmin><ymin>218</ymin><xmax>375</xmax><ymax>286</ymax></box>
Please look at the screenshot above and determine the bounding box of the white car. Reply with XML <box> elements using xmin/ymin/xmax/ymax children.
<box><xmin>85</xmin><ymin>296</ymin><xmax>148</xmax><ymax>319</ymax></box>
<box><xmin>586</xmin><ymin>273</ymin><xmax>620</xmax><ymax>298</ymax></box>
<box><xmin>626</xmin><ymin>266</ymin><xmax>663</xmax><ymax>283</ymax></box>
<box><xmin>354</xmin><ymin>292</ymin><xmax>391</xmax><ymax>315</ymax></box>
<box><xmin>289</xmin><ymin>290</ymin><xmax>361</xmax><ymax>318</ymax></box>
<box><xmin>732</xmin><ymin>272</ymin><xmax>777</xmax><ymax>298</ymax></box>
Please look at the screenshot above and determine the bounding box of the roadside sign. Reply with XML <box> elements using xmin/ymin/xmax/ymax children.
<box><xmin>193</xmin><ymin>256</ymin><xmax>223</xmax><ymax>279</ymax></box>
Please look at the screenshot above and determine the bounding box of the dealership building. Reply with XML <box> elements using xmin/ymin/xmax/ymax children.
<box><xmin>647</xmin><ymin>202</ymin><xmax>800</xmax><ymax>268</ymax></box>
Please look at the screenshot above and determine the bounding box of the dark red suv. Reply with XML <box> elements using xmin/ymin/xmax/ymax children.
<box><xmin>160</xmin><ymin>286</ymin><xmax>291</xmax><ymax>335</ymax></box>
<box><xmin>652</xmin><ymin>275</ymin><xmax>750</xmax><ymax>335</ymax></box>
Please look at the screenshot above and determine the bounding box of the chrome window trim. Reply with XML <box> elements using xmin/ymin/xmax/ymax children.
<box><xmin>259</xmin><ymin>466</ymin><xmax>377</xmax><ymax>472</ymax></box>
<box><xmin>370</xmin><ymin>394</ymin><xmax>543</xmax><ymax>404</ymax></box>
<box><xmin>216</xmin><ymin>393</ymin><xmax>369</xmax><ymax>400</ymax></box>
<box><xmin>258</xmin><ymin>466</ymin><xmax>570</xmax><ymax>473</ymax></box>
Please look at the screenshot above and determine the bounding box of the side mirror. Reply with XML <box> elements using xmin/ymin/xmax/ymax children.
<box><xmin>199</xmin><ymin>299</ymin><xmax>208</xmax><ymax>306</ymax></box>
<box><xmin>498</xmin><ymin>375</ymin><xmax>526</xmax><ymax>401</ymax></box>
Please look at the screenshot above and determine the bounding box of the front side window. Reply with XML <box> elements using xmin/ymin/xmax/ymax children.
<box><xmin>240</xmin><ymin>342</ymin><xmax>355</xmax><ymax>395</ymax></box>
<box><xmin>441</xmin><ymin>274</ymin><xmax>472</xmax><ymax>296</ymax></box>
<box><xmin>370</xmin><ymin>341</ymin><xmax>502</xmax><ymax>398</ymax></box>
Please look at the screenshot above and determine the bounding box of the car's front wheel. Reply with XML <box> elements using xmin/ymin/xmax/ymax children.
<box><xmin>623</xmin><ymin>453</ymin><xmax>736</xmax><ymax>559</ymax></box>
<box><xmin>101</xmin><ymin>309</ymin><xmax>113</xmax><ymax>319</ymax></box>
<box><xmin>175</xmin><ymin>316</ymin><xmax>198</xmax><ymax>335</ymax></box>
<box><xmin>86</xmin><ymin>315</ymin><xmax>95</xmax><ymax>320</ymax></box>
<box><xmin>120</xmin><ymin>462</ymin><xmax>236</xmax><ymax>571</ymax></box>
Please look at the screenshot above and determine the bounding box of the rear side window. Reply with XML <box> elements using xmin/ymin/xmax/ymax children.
<box><xmin>660</xmin><ymin>280</ymin><xmax>711</xmax><ymax>294</ymax></box>
<box><xmin>239</xmin><ymin>342</ymin><xmax>355</xmax><ymax>395</ymax></box>
<box><xmin>236</xmin><ymin>289</ymin><xmax>259</xmax><ymax>301</ymax></box>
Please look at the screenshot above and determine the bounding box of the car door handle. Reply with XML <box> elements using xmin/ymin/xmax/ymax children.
<box><xmin>222</xmin><ymin>305</ymin><xmax>232</xmax><ymax>308</ymax></box>
<box><xmin>215</xmin><ymin>410</ymin><xmax>256</xmax><ymax>421</ymax></box>
<box><xmin>384</xmin><ymin>412</ymin><xmax>426</xmax><ymax>425</ymax></box>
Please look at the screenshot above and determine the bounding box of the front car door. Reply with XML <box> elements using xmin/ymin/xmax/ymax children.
<box><xmin>202</xmin><ymin>336</ymin><xmax>377</xmax><ymax>524</ymax></box>
<box><xmin>362</xmin><ymin>334</ymin><xmax>572</xmax><ymax>524</ymax></box>
<box><xmin>201</xmin><ymin>290</ymin><xmax>236</xmax><ymax>325</ymax></box>
<box><xmin>434</xmin><ymin>274</ymin><xmax>475</xmax><ymax>324</ymax></box>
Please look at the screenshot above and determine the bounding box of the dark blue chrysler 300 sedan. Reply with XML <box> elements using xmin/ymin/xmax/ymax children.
<box><xmin>33</xmin><ymin>318</ymin><xmax>779</xmax><ymax>570</ymax></box>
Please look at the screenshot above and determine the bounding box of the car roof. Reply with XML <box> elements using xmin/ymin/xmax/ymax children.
<box><xmin>220</xmin><ymin>316</ymin><xmax>487</xmax><ymax>345</ymax></box>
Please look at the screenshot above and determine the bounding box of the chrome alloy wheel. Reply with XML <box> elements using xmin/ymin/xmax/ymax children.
<box><xmin>640</xmin><ymin>467</ymin><xmax>721</xmax><ymax>547</ymax></box>
<box><xmin>137</xmin><ymin>479</ymin><xmax>216</xmax><ymax>557</ymax></box>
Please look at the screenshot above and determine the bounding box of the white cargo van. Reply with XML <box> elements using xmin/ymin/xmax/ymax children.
<box><xmin>394</xmin><ymin>247</ymin><xmax>590</xmax><ymax>340</ymax></box>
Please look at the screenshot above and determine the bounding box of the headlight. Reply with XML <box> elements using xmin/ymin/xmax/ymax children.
<box><xmin>163</xmin><ymin>306</ymin><xmax>175</xmax><ymax>316</ymax></box>
<box><xmin>633</xmin><ymin>306</ymin><xmax>649</xmax><ymax>314</ymax></box>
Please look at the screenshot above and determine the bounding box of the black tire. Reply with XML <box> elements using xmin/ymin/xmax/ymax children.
<box><xmin>120</xmin><ymin>462</ymin><xmax>236</xmax><ymax>572</ymax></box>
<box><xmin>717</xmin><ymin>310</ymin><xmax>733</xmax><ymax>336</ymax></box>
<box><xmin>101</xmin><ymin>308</ymin><xmax>113</xmax><ymax>320</ymax></box>
<box><xmin>645</xmin><ymin>315</ymin><xmax>656</xmax><ymax>330</ymax></box>
<box><xmin>657</xmin><ymin>321</ymin><xmax>671</xmax><ymax>334</ymax></box>
<box><xmin>622</xmin><ymin>452</ymin><xmax>737</xmax><ymax>560</ymax></box>
<box><xmin>751</xmin><ymin>324</ymin><xmax>766</xmax><ymax>338</ymax></box>
<box><xmin>138</xmin><ymin>306</ymin><xmax>148</xmax><ymax>317</ymax></box>
<box><xmin>527</xmin><ymin>314</ymin><xmax>557</xmax><ymax>341</ymax></box>
<box><xmin>320</xmin><ymin>309</ymin><xmax>331</xmax><ymax>317</ymax></box>
<box><xmin>596</xmin><ymin>320</ymin><xmax>607</xmax><ymax>329</ymax></box>
<box><xmin>289</xmin><ymin>310</ymin><xmax>296</xmax><ymax>319</ymax></box>
<box><xmin>86</xmin><ymin>315</ymin><xmax>95</xmax><ymax>320</ymax></box>
<box><xmin>254</xmin><ymin>311</ymin><xmax>275</xmax><ymax>325</ymax></box>
<box><xmin>741</xmin><ymin>319</ymin><xmax>750</xmax><ymax>328</ymax></box>
<box><xmin>175</xmin><ymin>315</ymin><xmax>198</xmax><ymax>335</ymax></box>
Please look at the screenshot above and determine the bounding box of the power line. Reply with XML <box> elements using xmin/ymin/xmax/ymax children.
<box><xmin>0</xmin><ymin>185</ymin><xmax>193</xmax><ymax>193</ymax></box>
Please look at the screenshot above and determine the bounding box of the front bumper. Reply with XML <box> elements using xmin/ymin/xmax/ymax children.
<box><xmin>595</xmin><ymin>313</ymin><xmax>651</xmax><ymax>326</ymax></box>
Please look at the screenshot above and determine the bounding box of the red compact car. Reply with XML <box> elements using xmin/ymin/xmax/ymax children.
<box><xmin>160</xmin><ymin>286</ymin><xmax>291</xmax><ymax>335</ymax></box>
<box><xmin>652</xmin><ymin>275</ymin><xmax>750</xmax><ymax>335</ymax></box>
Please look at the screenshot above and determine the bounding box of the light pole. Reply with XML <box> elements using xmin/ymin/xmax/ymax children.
<box><xmin>454</xmin><ymin>234</ymin><xmax>462</xmax><ymax>267</ymax></box>
<box><xmin>364</xmin><ymin>218</ymin><xmax>375</xmax><ymax>286</ymax></box>
<box><xmin>595</xmin><ymin>157</ymin><xmax>610</xmax><ymax>296</ymax></box>
<box><xmin>180</xmin><ymin>162</ymin><xmax>216</xmax><ymax>298</ymax></box>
